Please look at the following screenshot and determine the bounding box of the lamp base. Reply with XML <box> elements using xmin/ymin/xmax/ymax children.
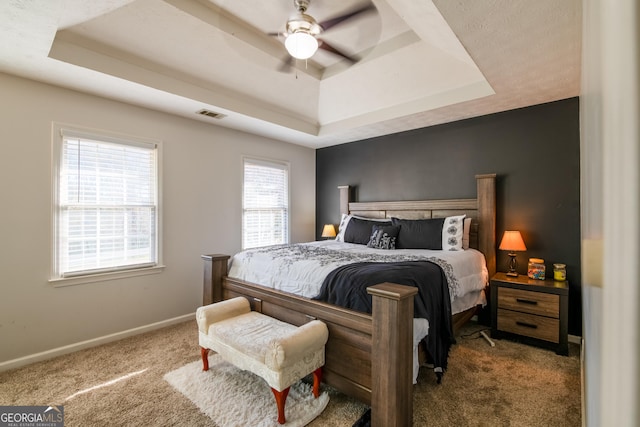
<box><xmin>506</xmin><ymin>253</ymin><xmax>519</xmax><ymax>277</ymax></box>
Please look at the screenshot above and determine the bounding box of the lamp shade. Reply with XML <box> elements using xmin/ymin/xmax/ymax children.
<box><xmin>321</xmin><ymin>224</ymin><xmax>336</xmax><ymax>238</ymax></box>
<box><xmin>499</xmin><ymin>231</ymin><xmax>527</xmax><ymax>251</ymax></box>
<box><xmin>285</xmin><ymin>31</ymin><xmax>319</xmax><ymax>59</ymax></box>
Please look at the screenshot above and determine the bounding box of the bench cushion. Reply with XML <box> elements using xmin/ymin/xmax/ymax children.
<box><xmin>210</xmin><ymin>312</ymin><xmax>297</xmax><ymax>367</ymax></box>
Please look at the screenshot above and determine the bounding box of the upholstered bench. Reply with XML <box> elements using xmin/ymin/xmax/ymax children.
<box><xmin>197</xmin><ymin>297</ymin><xmax>329</xmax><ymax>424</ymax></box>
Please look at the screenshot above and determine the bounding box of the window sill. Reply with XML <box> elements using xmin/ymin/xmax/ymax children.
<box><xmin>49</xmin><ymin>265</ymin><xmax>166</xmax><ymax>288</ymax></box>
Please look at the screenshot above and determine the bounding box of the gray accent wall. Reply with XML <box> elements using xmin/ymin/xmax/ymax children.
<box><xmin>316</xmin><ymin>98</ymin><xmax>581</xmax><ymax>336</ymax></box>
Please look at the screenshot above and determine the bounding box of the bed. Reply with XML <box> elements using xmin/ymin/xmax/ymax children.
<box><xmin>202</xmin><ymin>174</ymin><xmax>496</xmax><ymax>426</ymax></box>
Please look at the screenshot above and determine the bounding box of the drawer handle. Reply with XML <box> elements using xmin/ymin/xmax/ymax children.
<box><xmin>516</xmin><ymin>298</ymin><xmax>538</xmax><ymax>305</ymax></box>
<box><xmin>516</xmin><ymin>321</ymin><xmax>538</xmax><ymax>329</ymax></box>
<box><xmin>305</xmin><ymin>314</ymin><xmax>317</xmax><ymax>321</ymax></box>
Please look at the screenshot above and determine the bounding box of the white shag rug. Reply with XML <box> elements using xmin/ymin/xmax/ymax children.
<box><xmin>164</xmin><ymin>354</ymin><xmax>330</xmax><ymax>427</ymax></box>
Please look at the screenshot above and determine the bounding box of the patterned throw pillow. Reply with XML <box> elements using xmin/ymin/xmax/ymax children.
<box><xmin>335</xmin><ymin>214</ymin><xmax>350</xmax><ymax>242</ymax></box>
<box><xmin>441</xmin><ymin>215</ymin><xmax>466</xmax><ymax>251</ymax></box>
<box><xmin>367</xmin><ymin>225</ymin><xmax>400</xmax><ymax>250</ymax></box>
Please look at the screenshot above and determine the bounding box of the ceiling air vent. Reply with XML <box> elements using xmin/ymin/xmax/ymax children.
<box><xmin>196</xmin><ymin>109</ymin><xmax>225</xmax><ymax>119</ymax></box>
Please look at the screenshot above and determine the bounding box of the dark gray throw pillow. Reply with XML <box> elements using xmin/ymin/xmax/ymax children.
<box><xmin>391</xmin><ymin>217</ymin><xmax>445</xmax><ymax>249</ymax></box>
<box><xmin>367</xmin><ymin>225</ymin><xmax>400</xmax><ymax>249</ymax></box>
<box><xmin>344</xmin><ymin>217</ymin><xmax>392</xmax><ymax>245</ymax></box>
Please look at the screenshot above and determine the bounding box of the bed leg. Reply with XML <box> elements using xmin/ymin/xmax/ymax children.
<box><xmin>368</xmin><ymin>282</ymin><xmax>418</xmax><ymax>427</ymax></box>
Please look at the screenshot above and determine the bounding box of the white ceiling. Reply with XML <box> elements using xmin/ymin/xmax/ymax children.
<box><xmin>0</xmin><ymin>0</ymin><xmax>581</xmax><ymax>149</ymax></box>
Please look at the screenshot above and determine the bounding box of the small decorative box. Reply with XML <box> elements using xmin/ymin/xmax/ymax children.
<box><xmin>527</xmin><ymin>258</ymin><xmax>546</xmax><ymax>280</ymax></box>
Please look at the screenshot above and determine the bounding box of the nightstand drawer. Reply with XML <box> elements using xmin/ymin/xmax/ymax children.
<box><xmin>497</xmin><ymin>309</ymin><xmax>560</xmax><ymax>343</ymax></box>
<box><xmin>498</xmin><ymin>287</ymin><xmax>560</xmax><ymax>318</ymax></box>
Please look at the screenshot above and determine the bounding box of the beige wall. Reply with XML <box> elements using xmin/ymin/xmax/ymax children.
<box><xmin>581</xmin><ymin>0</ymin><xmax>640</xmax><ymax>425</ymax></box>
<box><xmin>0</xmin><ymin>72</ymin><xmax>316</xmax><ymax>364</ymax></box>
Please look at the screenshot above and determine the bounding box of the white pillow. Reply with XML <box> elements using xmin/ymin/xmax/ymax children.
<box><xmin>335</xmin><ymin>214</ymin><xmax>350</xmax><ymax>242</ymax></box>
<box><xmin>462</xmin><ymin>217</ymin><xmax>472</xmax><ymax>250</ymax></box>
<box><xmin>442</xmin><ymin>215</ymin><xmax>466</xmax><ymax>251</ymax></box>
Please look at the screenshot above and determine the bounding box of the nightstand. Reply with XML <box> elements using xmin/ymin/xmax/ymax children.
<box><xmin>490</xmin><ymin>272</ymin><xmax>569</xmax><ymax>355</ymax></box>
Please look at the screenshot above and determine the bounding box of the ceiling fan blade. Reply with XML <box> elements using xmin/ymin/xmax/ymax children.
<box><xmin>318</xmin><ymin>2</ymin><xmax>376</xmax><ymax>32</ymax></box>
<box><xmin>278</xmin><ymin>55</ymin><xmax>294</xmax><ymax>72</ymax></box>
<box><xmin>318</xmin><ymin>41</ymin><xmax>358</xmax><ymax>62</ymax></box>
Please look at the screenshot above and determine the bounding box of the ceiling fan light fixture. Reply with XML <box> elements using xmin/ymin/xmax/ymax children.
<box><xmin>285</xmin><ymin>31</ymin><xmax>318</xmax><ymax>60</ymax></box>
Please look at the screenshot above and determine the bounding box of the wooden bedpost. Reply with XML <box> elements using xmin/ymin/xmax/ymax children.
<box><xmin>476</xmin><ymin>174</ymin><xmax>497</xmax><ymax>278</ymax></box>
<box><xmin>367</xmin><ymin>283</ymin><xmax>418</xmax><ymax>427</ymax></box>
<box><xmin>201</xmin><ymin>254</ymin><xmax>230</xmax><ymax>305</ymax></box>
<box><xmin>338</xmin><ymin>185</ymin><xmax>350</xmax><ymax>216</ymax></box>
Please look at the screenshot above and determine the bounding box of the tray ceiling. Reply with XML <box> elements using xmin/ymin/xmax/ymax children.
<box><xmin>0</xmin><ymin>0</ymin><xmax>581</xmax><ymax>148</ymax></box>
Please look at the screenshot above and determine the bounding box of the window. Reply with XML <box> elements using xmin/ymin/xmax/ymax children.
<box><xmin>52</xmin><ymin>125</ymin><xmax>161</xmax><ymax>281</ymax></box>
<box><xmin>243</xmin><ymin>158</ymin><xmax>289</xmax><ymax>249</ymax></box>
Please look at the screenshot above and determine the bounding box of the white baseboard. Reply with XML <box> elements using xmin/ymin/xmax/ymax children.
<box><xmin>569</xmin><ymin>334</ymin><xmax>582</xmax><ymax>345</ymax></box>
<box><xmin>580</xmin><ymin>338</ymin><xmax>586</xmax><ymax>427</ymax></box>
<box><xmin>0</xmin><ymin>313</ymin><xmax>195</xmax><ymax>372</ymax></box>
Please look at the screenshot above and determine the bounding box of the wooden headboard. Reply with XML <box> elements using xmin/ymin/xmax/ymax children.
<box><xmin>337</xmin><ymin>174</ymin><xmax>496</xmax><ymax>278</ymax></box>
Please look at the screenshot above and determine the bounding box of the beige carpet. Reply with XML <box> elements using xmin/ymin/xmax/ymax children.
<box><xmin>0</xmin><ymin>320</ymin><xmax>581</xmax><ymax>426</ymax></box>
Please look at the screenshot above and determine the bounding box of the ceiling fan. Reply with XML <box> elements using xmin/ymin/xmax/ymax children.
<box><xmin>270</xmin><ymin>0</ymin><xmax>376</xmax><ymax>70</ymax></box>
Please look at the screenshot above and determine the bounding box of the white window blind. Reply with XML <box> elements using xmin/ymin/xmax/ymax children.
<box><xmin>54</xmin><ymin>128</ymin><xmax>159</xmax><ymax>278</ymax></box>
<box><xmin>243</xmin><ymin>158</ymin><xmax>289</xmax><ymax>249</ymax></box>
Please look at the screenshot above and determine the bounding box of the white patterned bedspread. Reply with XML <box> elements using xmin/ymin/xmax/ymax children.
<box><xmin>228</xmin><ymin>240</ymin><xmax>488</xmax><ymax>314</ymax></box>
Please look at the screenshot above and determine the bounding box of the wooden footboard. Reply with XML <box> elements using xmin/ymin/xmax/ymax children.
<box><xmin>202</xmin><ymin>254</ymin><xmax>417</xmax><ymax>426</ymax></box>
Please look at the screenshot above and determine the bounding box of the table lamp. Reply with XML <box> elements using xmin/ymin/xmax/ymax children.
<box><xmin>321</xmin><ymin>224</ymin><xmax>336</xmax><ymax>239</ymax></box>
<box><xmin>499</xmin><ymin>230</ymin><xmax>527</xmax><ymax>277</ymax></box>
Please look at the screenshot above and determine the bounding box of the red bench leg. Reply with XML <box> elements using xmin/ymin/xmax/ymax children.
<box><xmin>271</xmin><ymin>386</ymin><xmax>290</xmax><ymax>424</ymax></box>
<box><xmin>200</xmin><ymin>347</ymin><xmax>210</xmax><ymax>371</ymax></box>
<box><xmin>271</xmin><ymin>369</ymin><xmax>321</xmax><ymax>424</ymax></box>
<box><xmin>312</xmin><ymin>368</ymin><xmax>322</xmax><ymax>398</ymax></box>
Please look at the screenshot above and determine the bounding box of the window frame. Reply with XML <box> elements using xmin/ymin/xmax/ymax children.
<box><xmin>242</xmin><ymin>156</ymin><xmax>290</xmax><ymax>250</ymax></box>
<box><xmin>50</xmin><ymin>123</ymin><xmax>164</xmax><ymax>286</ymax></box>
